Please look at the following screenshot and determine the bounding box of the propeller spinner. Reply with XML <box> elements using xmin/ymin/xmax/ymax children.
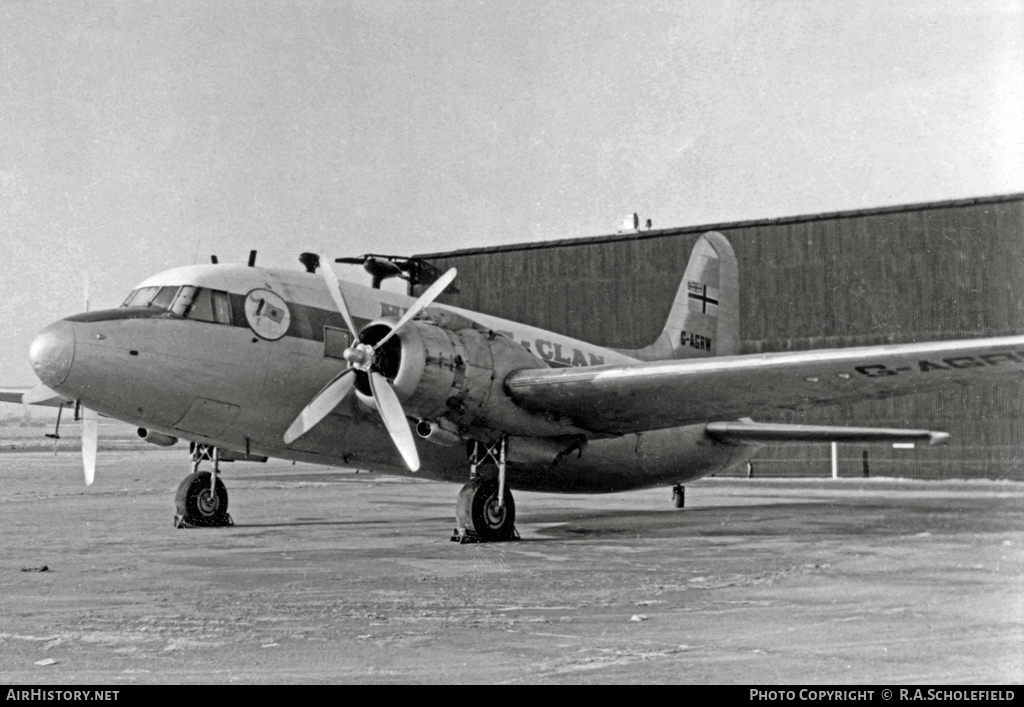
<box><xmin>283</xmin><ymin>255</ymin><xmax>457</xmax><ymax>472</ymax></box>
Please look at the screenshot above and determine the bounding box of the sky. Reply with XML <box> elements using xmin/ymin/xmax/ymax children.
<box><xmin>1</xmin><ymin>0</ymin><xmax>1021</xmax><ymax>386</ymax></box>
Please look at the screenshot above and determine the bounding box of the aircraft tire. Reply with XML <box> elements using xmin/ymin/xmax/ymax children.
<box><xmin>175</xmin><ymin>472</ymin><xmax>230</xmax><ymax>527</ymax></box>
<box><xmin>456</xmin><ymin>477</ymin><xmax>516</xmax><ymax>541</ymax></box>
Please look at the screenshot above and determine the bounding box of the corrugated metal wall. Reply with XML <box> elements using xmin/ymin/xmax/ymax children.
<box><xmin>415</xmin><ymin>195</ymin><xmax>1024</xmax><ymax>480</ymax></box>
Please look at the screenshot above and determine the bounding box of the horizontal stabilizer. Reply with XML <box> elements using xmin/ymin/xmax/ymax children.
<box><xmin>706</xmin><ymin>421</ymin><xmax>949</xmax><ymax>446</ymax></box>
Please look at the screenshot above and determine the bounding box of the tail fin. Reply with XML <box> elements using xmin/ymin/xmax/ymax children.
<box><xmin>621</xmin><ymin>231</ymin><xmax>739</xmax><ymax>361</ymax></box>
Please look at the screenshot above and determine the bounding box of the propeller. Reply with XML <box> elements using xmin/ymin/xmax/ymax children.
<box><xmin>82</xmin><ymin>410</ymin><xmax>98</xmax><ymax>485</ymax></box>
<box><xmin>80</xmin><ymin>273</ymin><xmax>97</xmax><ymax>485</ymax></box>
<box><xmin>73</xmin><ymin>403</ymin><xmax>98</xmax><ymax>486</ymax></box>
<box><xmin>283</xmin><ymin>255</ymin><xmax>457</xmax><ymax>472</ymax></box>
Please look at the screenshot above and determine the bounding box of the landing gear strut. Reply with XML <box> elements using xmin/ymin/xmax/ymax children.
<box><xmin>174</xmin><ymin>444</ymin><xmax>233</xmax><ymax>528</ymax></box>
<box><xmin>672</xmin><ymin>484</ymin><xmax>685</xmax><ymax>509</ymax></box>
<box><xmin>452</xmin><ymin>436</ymin><xmax>519</xmax><ymax>543</ymax></box>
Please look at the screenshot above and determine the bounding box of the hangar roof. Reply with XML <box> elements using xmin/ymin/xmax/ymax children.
<box><xmin>414</xmin><ymin>192</ymin><xmax>1023</xmax><ymax>259</ymax></box>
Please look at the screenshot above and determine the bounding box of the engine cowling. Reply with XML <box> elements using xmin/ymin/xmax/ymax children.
<box><xmin>355</xmin><ymin>318</ymin><xmax>584</xmax><ymax>438</ymax></box>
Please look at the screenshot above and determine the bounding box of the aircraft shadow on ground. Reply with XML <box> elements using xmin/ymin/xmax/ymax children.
<box><xmin>233</xmin><ymin>516</ymin><xmax>456</xmax><ymax>529</ymax></box>
<box><xmin>213</xmin><ymin>498</ymin><xmax>1008</xmax><ymax>537</ymax></box>
<box><xmin>518</xmin><ymin>501</ymin><xmax>956</xmax><ymax>540</ymax></box>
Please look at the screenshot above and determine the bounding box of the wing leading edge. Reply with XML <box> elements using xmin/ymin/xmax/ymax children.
<box><xmin>506</xmin><ymin>335</ymin><xmax>1024</xmax><ymax>435</ymax></box>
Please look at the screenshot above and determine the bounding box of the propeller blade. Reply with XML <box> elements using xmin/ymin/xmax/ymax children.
<box><xmin>373</xmin><ymin>268</ymin><xmax>457</xmax><ymax>351</ymax></box>
<box><xmin>369</xmin><ymin>371</ymin><xmax>420</xmax><ymax>472</ymax></box>
<box><xmin>81</xmin><ymin>409</ymin><xmax>98</xmax><ymax>486</ymax></box>
<box><xmin>320</xmin><ymin>252</ymin><xmax>360</xmax><ymax>338</ymax></box>
<box><xmin>283</xmin><ymin>368</ymin><xmax>357</xmax><ymax>444</ymax></box>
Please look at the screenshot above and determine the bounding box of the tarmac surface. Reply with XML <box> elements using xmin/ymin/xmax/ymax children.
<box><xmin>0</xmin><ymin>447</ymin><xmax>1021</xmax><ymax>684</ymax></box>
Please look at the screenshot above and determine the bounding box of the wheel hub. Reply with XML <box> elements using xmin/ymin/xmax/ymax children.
<box><xmin>483</xmin><ymin>496</ymin><xmax>506</xmax><ymax>528</ymax></box>
<box><xmin>196</xmin><ymin>488</ymin><xmax>220</xmax><ymax>516</ymax></box>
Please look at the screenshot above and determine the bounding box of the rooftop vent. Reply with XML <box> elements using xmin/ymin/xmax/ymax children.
<box><xmin>619</xmin><ymin>213</ymin><xmax>639</xmax><ymax>232</ymax></box>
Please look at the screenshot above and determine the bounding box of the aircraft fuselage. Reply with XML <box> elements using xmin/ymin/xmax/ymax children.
<box><xmin>29</xmin><ymin>264</ymin><xmax>747</xmax><ymax>493</ymax></box>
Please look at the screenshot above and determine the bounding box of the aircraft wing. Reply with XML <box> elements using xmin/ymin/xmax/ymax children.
<box><xmin>506</xmin><ymin>335</ymin><xmax>1024</xmax><ymax>435</ymax></box>
<box><xmin>0</xmin><ymin>391</ymin><xmax>25</xmax><ymax>405</ymax></box>
<box><xmin>0</xmin><ymin>385</ymin><xmax>72</xmax><ymax>408</ymax></box>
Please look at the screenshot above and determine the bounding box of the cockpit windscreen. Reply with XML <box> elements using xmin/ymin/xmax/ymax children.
<box><xmin>120</xmin><ymin>285</ymin><xmax>234</xmax><ymax>326</ymax></box>
<box><xmin>121</xmin><ymin>286</ymin><xmax>179</xmax><ymax>309</ymax></box>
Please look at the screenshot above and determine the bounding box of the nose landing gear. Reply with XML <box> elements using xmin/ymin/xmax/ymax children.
<box><xmin>174</xmin><ymin>444</ymin><xmax>233</xmax><ymax>528</ymax></box>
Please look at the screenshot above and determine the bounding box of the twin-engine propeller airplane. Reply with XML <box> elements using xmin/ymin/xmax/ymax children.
<box><xmin>5</xmin><ymin>232</ymin><xmax>1024</xmax><ymax>541</ymax></box>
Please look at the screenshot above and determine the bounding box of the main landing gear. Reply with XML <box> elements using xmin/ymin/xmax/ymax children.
<box><xmin>174</xmin><ymin>444</ymin><xmax>233</xmax><ymax>528</ymax></box>
<box><xmin>672</xmin><ymin>484</ymin><xmax>685</xmax><ymax>509</ymax></box>
<box><xmin>452</xmin><ymin>436</ymin><xmax>519</xmax><ymax>543</ymax></box>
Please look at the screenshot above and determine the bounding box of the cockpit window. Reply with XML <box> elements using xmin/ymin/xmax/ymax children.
<box><xmin>122</xmin><ymin>286</ymin><xmax>179</xmax><ymax>309</ymax></box>
<box><xmin>175</xmin><ymin>287</ymin><xmax>232</xmax><ymax>325</ymax></box>
<box><xmin>188</xmin><ymin>288</ymin><xmax>215</xmax><ymax>322</ymax></box>
<box><xmin>122</xmin><ymin>287</ymin><xmax>158</xmax><ymax>308</ymax></box>
<box><xmin>150</xmin><ymin>286</ymin><xmax>179</xmax><ymax>310</ymax></box>
<box><xmin>120</xmin><ymin>285</ymin><xmax>234</xmax><ymax>325</ymax></box>
<box><xmin>211</xmin><ymin>290</ymin><xmax>231</xmax><ymax>324</ymax></box>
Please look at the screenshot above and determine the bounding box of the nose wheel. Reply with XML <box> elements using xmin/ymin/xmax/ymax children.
<box><xmin>174</xmin><ymin>444</ymin><xmax>233</xmax><ymax>528</ymax></box>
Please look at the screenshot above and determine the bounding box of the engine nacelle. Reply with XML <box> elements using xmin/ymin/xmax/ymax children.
<box><xmin>357</xmin><ymin>318</ymin><xmax>584</xmax><ymax>438</ymax></box>
<box><xmin>137</xmin><ymin>428</ymin><xmax>178</xmax><ymax>447</ymax></box>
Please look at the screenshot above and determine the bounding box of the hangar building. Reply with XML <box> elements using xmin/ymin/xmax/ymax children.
<box><xmin>414</xmin><ymin>193</ymin><xmax>1024</xmax><ymax>480</ymax></box>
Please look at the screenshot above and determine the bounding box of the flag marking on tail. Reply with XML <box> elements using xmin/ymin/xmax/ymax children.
<box><xmin>687</xmin><ymin>282</ymin><xmax>719</xmax><ymax>314</ymax></box>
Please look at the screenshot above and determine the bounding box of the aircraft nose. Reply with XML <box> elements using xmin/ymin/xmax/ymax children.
<box><xmin>29</xmin><ymin>321</ymin><xmax>75</xmax><ymax>389</ymax></box>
